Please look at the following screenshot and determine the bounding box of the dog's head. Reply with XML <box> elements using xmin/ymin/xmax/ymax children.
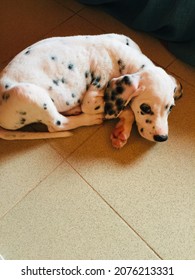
<box><xmin>105</xmin><ymin>66</ymin><xmax>182</xmax><ymax>142</ymax></box>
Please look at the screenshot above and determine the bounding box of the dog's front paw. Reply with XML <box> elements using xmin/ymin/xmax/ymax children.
<box><xmin>110</xmin><ymin>123</ymin><xmax>128</xmax><ymax>149</ymax></box>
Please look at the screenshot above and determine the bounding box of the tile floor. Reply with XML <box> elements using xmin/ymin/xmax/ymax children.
<box><xmin>0</xmin><ymin>0</ymin><xmax>194</xmax><ymax>260</ymax></box>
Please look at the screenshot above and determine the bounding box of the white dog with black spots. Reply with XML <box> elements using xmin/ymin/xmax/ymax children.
<box><xmin>0</xmin><ymin>34</ymin><xmax>182</xmax><ymax>148</ymax></box>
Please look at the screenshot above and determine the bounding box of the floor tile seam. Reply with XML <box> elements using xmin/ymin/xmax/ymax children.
<box><xmin>47</xmin><ymin>125</ymin><xmax>103</xmax><ymax>161</ymax></box>
<box><xmin>39</xmin><ymin>13</ymin><xmax>78</xmax><ymax>39</ymax></box>
<box><xmin>66</xmin><ymin>160</ymin><xmax>163</xmax><ymax>260</ymax></box>
<box><xmin>53</xmin><ymin>0</ymin><xmax>85</xmax><ymax>13</ymax></box>
<box><xmin>77</xmin><ymin>12</ymin><xmax>107</xmax><ymax>33</ymax></box>
<box><xmin>1</xmin><ymin>11</ymin><xmax>77</xmax><ymax>65</ymax></box>
<box><xmin>66</xmin><ymin>125</ymin><xmax>103</xmax><ymax>159</ymax></box>
<box><xmin>0</xmin><ymin>159</ymin><xmax>64</xmax><ymax>221</ymax></box>
<box><xmin>166</xmin><ymin>71</ymin><xmax>195</xmax><ymax>88</ymax></box>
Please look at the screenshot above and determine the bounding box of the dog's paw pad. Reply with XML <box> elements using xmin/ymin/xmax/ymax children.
<box><xmin>111</xmin><ymin>127</ymin><xmax>128</xmax><ymax>149</ymax></box>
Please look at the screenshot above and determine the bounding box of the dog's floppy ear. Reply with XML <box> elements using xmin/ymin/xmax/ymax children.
<box><xmin>104</xmin><ymin>73</ymin><xmax>144</xmax><ymax>119</ymax></box>
<box><xmin>169</xmin><ymin>75</ymin><xmax>183</xmax><ymax>101</ymax></box>
<box><xmin>174</xmin><ymin>80</ymin><xmax>183</xmax><ymax>101</ymax></box>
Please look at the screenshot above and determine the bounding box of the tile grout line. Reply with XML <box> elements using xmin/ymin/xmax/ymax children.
<box><xmin>47</xmin><ymin>125</ymin><xmax>103</xmax><ymax>161</ymax></box>
<box><xmin>0</xmin><ymin>159</ymin><xmax>65</xmax><ymax>221</ymax></box>
<box><xmin>66</xmin><ymin>160</ymin><xmax>163</xmax><ymax>260</ymax></box>
<box><xmin>53</xmin><ymin>0</ymin><xmax>85</xmax><ymax>14</ymax></box>
<box><xmin>65</xmin><ymin>125</ymin><xmax>103</xmax><ymax>159</ymax></box>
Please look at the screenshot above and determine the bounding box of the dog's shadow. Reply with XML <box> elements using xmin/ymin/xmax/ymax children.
<box><xmin>66</xmin><ymin>120</ymin><xmax>156</xmax><ymax>166</ymax></box>
<box><xmin>0</xmin><ymin>121</ymin><xmax>155</xmax><ymax>166</ymax></box>
<box><xmin>0</xmin><ymin>124</ymin><xmax>48</xmax><ymax>161</ymax></box>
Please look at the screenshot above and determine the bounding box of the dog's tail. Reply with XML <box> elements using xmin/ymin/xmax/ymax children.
<box><xmin>0</xmin><ymin>127</ymin><xmax>72</xmax><ymax>140</ymax></box>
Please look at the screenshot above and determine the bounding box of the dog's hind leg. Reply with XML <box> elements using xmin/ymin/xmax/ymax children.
<box><xmin>0</xmin><ymin>84</ymin><xmax>103</xmax><ymax>139</ymax></box>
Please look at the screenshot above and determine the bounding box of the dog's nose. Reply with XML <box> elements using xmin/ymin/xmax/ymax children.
<box><xmin>153</xmin><ymin>135</ymin><xmax>168</xmax><ymax>142</ymax></box>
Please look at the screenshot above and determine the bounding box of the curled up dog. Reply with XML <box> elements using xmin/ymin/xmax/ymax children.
<box><xmin>0</xmin><ymin>34</ymin><xmax>182</xmax><ymax>148</ymax></box>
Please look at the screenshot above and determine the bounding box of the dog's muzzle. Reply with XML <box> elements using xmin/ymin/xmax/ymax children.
<box><xmin>153</xmin><ymin>135</ymin><xmax>168</xmax><ymax>142</ymax></box>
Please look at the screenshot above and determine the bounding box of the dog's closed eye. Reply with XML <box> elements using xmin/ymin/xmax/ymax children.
<box><xmin>169</xmin><ymin>105</ymin><xmax>174</xmax><ymax>112</ymax></box>
<box><xmin>140</xmin><ymin>103</ymin><xmax>152</xmax><ymax>115</ymax></box>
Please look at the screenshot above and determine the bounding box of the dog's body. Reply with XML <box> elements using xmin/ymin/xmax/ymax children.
<box><xmin>0</xmin><ymin>34</ymin><xmax>182</xmax><ymax>148</ymax></box>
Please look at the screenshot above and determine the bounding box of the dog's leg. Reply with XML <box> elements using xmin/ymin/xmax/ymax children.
<box><xmin>111</xmin><ymin>108</ymin><xmax>135</xmax><ymax>149</ymax></box>
<box><xmin>0</xmin><ymin>84</ymin><xmax>103</xmax><ymax>140</ymax></box>
<box><xmin>81</xmin><ymin>89</ymin><xmax>104</xmax><ymax>114</ymax></box>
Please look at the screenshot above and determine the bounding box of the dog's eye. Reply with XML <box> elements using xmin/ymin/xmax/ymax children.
<box><xmin>169</xmin><ymin>105</ymin><xmax>174</xmax><ymax>112</ymax></box>
<box><xmin>140</xmin><ymin>103</ymin><xmax>152</xmax><ymax>114</ymax></box>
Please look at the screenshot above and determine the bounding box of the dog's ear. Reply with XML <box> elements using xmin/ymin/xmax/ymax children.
<box><xmin>174</xmin><ymin>80</ymin><xmax>183</xmax><ymax>101</ymax></box>
<box><xmin>104</xmin><ymin>73</ymin><xmax>144</xmax><ymax>119</ymax></box>
<box><xmin>169</xmin><ymin>75</ymin><xmax>183</xmax><ymax>101</ymax></box>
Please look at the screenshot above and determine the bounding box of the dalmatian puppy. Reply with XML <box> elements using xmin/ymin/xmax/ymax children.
<box><xmin>0</xmin><ymin>34</ymin><xmax>182</xmax><ymax>148</ymax></box>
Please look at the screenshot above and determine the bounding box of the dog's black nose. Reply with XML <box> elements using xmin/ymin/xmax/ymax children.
<box><xmin>153</xmin><ymin>135</ymin><xmax>168</xmax><ymax>142</ymax></box>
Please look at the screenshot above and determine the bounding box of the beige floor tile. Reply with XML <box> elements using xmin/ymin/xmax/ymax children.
<box><xmin>79</xmin><ymin>7</ymin><xmax>175</xmax><ymax>68</ymax></box>
<box><xmin>47</xmin><ymin>126</ymin><xmax>102</xmax><ymax>159</ymax></box>
<box><xmin>0</xmin><ymin>140</ymin><xmax>63</xmax><ymax>218</ymax></box>
<box><xmin>0</xmin><ymin>162</ymin><xmax>158</xmax><ymax>260</ymax></box>
<box><xmin>167</xmin><ymin>59</ymin><xmax>195</xmax><ymax>87</ymax></box>
<box><xmin>54</xmin><ymin>0</ymin><xmax>84</xmax><ymax>12</ymax></box>
<box><xmin>0</xmin><ymin>0</ymin><xmax>73</xmax><ymax>63</ymax></box>
<box><xmin>67</xmin><ymin>82</ymin><xmax>195</xmax><ymax>259</ymax></box>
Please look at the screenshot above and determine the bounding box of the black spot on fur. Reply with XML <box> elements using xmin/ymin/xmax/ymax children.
<box><xmin>141</xmin><ymin>64</ymin><xmax>145</xmax><ymax>69</ymax></box>
<box><xmin>77</xmin><ymin>99</ymin><xmax>81</xmax><ymax>104</ymax></box>
<box><xmin>95</xmin><ymin>105</ymin><xmax>100</xmax><ymax>110</ymax></box>
<box><xmin>51</xmin><ymin>56</ymin><xmax>57</xmax><ymax>61</ymax></box>
<box><xmin>92</xmin><ymin>76</ymin><xmax>101</xmax><ymax>88</ymax></box>
<box><xmin>146</xmin><ymin>119</ymin><xmax>152</xmax><ymax>124</ymax></box>
<box><xmin>19</xmin><ymin>111</ymin><xmax>27</xmax><ymax>115</ymax></box>
<box><xmin>116</xmin><ymin>86</ymin><xmax>124</xmax><ymax>94</ymax></box>
<box><xmin>61</xmin><ymin>77</ymin><xmax>65</xmax><ymax>83</ymax></box>
<box><xmin>20</xmin><ymin>118</ymin><xmax>26</xmax><ymax>125</ymax></box>
<box><xmin>24</xmin><ymin>49</ymin><xmax>30</xmax><ymax>55</ymax></box>
<box><xmin>66</xmin><ymin>101</ymin><xmax>70</xmax><ymax>106</ymax></box>
<box><xmin>85</xmin><ymin>71</ymin><xmax>89</xmax><ymax>78</ymax></box>
<box><xmin>117</xmin><ymin>59</ymin><xmax>126</xmax><ymax>73</ymax></box>
<box><xmin>108</xmin><ymin>109</ymin><xmax>115</xmax><ymax>115</ymax></box>
<box><xmin>5</xmin><ymin>84</ymin><xmax>9</xmax><ymax>89</ymax></box>
<box><xmin>104</xmin><ymin>91</ymin><xmax>110</xmax><ymax>102</ymax></box>
<box><xmin>116</xmin><ymin>98</ymin><xmax>125</xmax><ymax>111</ymax></box>
<box><xmin>140</xmin><ymin>128</ymin><xmax>144</xmax><ymax>133</ymax></box>
<box><xmin>72</xmin><ymin>93</ymin><xmax>76</xmax><ymax>98</ymax></box>
<box><xmin>68</xmin><ymin>63</ymin><xmax>74</xmax><ymax>70</ymax></box>
<box><xmin>105</xmin><ymin>102</ymin><xmax>114</xmax><ymax>115</ymax></box>
<box><xmin>2</xmin><ymin>93</ymin><xmax>10</xmax><ymax>101</ymax></box>
<box><xmin>126</xmin><ymin>38</ymin><xmax>129</xmax><ymax>46</ymax></box>
<box><xmin>111</xmin><ymin>90</ymin><xmax>117</xmax><ymax>101</ymax></box>
<box><xmin>53</xmin><ymin>79</ymin><xmax>59</xmax><ymax>86</ymax></box>
<box><xmin>43</xmin><ymin>103</ymin><xmax>47</xmax><ymax>110</ymax></box>
<box><xmin>49</xmin><ymin>86</ymin><xmax>53</xmax><ymax>91</ymax></box>
<box><xmin>51</xmin><ymin>98</ymin><xmax>55</xmax><ymax>103</ymax></box>
<box><xmin>95</xmin><ymin>76</ymin><xmax>101</xmax><ymax>82</ymax></box>
<box><xmin>122</xmin><ymin>76</ymin><xmax>131</xmax><ymax>85</ymax></box>
<box><xmin>56</xmin><ymin>120</ymin><xmax>61</xmax><ymax>126</ymax></box>
<box><xmin>91</xmin><ymin>72</ymin><xmax>95</xmax><ymax>83</ymax></box>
